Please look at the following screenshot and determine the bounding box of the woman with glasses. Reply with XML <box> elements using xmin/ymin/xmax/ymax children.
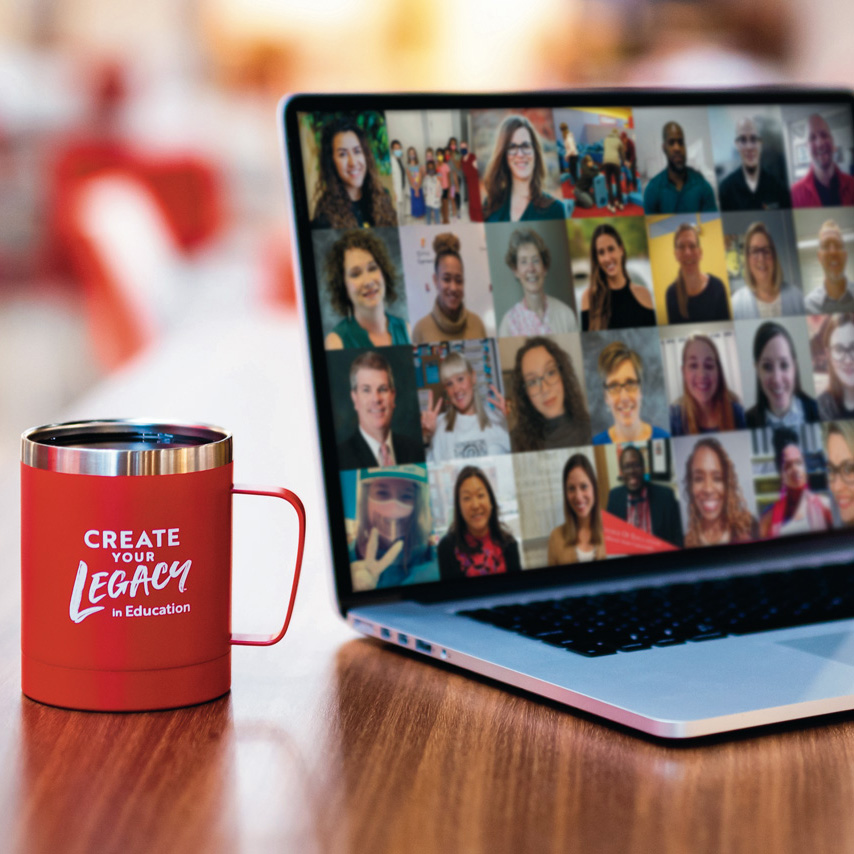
<box><xmin>745</xmin><ymin>322</ymin><xmax>819</xmax><ymax>428</ymax></box>
<box><xmin>670</xmin><ymin>334</ymin><xmax>746</xmax><ymax>436</ymax></box>
<box><xmin>509</xmin><ymin>336</ymin><xmax>591</xmax><ymax>451</ymax></box>
<box><xmin>547</xmin><ymin>454</ymin><xmax>607</xmax><ymax>565</ymax></box>
<box><xmin>498</xmin><ymin>228</ymin><xmax>577</xmax><ymax>336</ymax></box>
<box><xmin>759</xmin><ymin>428</ymin><xmax>832</xmax><ymax>538</ymax></box>
<box><xmin>437</xmin><ymin>466</ymin><xmax>521</xmax><ymax>580</ymax></box>
<box><xmin>482</xmin><ymin>115</ymin><xmax>565</xmax><ymax>223</ymax></box>
<box><xmin>731</xmin><ymin>222</ymin><xmax>805</xmax><ymax>319</ymax></box>
<box><xmin>825</xmin><ymin>421</ymin><xmax>854</xmax><ymax>525</ymax></box>
<box><xmin>664</xmin><ymin>224</ymin><xmax>731</xmax><ymax>323</ymax></box>
<box><xmin>818</xmin><ymin>313</ymin><xmax>854</xmax><ymax>420</ymax></box>
<box><xmin>592</xmin><ymin>341</ymin><xmax>669</xmax><ymax>444</ymax></box>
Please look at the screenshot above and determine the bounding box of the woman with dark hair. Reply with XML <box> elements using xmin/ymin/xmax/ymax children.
<box><xmin>825</xmin><ymin>420</ymin><xmax>854</xmax><ymax>526</ymax></box>
<box><xmin>406</xmin><ymin>146</ymin><xmax>425</xmax><ymax>220</ymax></box>
<box><xmin>509</xmin><ymin>336</ymin><xmax>591</xmax><ymax>451</ymax></box>
<box><xmin>437</xmin><ymin>466</ymin><xmax>521</xmax><ymax>579</ymax></box>
<box><xmin>581</xmin><ymin>223</ymin><xmax>655</xmax><ymax>330</ymax></box>
<box><xmin>758</xmin><ymin>428</ymin><xmax>832</xmax><ymax>538</ymax></box>
<box><xmin>547</xmin><ymin>454</ymin><xmax>607</xmax><ymax>565</ymax></box>
<box><xmin>482</xmin><ymin>115</ymin><xmax>565</xmax><ymax>223</ymax></box>
<box><xmin>745</xmin><ymin>322</ymin><xmax>818</xmax><ymax>428</ymax></box>
<box><xmin>310</xmin><ymin>115</ymin><xmax>398</xmax><ymax>229</ymax></box>
<box><xmin>818</xmin><ymin>313</ymin><xmax>854</xmax><ymax>420</ymax></box>
<box><xmin>412</xmin><ymin>233</ymin><xmax>487</xmax><ymax>344</ymax></box>
<box><xmin>664</xmin><ymin>223</ymin><xmax>731</xmax><ymax>323</ymax></box>
<box><xmin>669</xmin><ymin>334</ymin><xmax>746</xmax><ymax>435</ymax></box>
<box><xmin>323</xmin><ymin>230</ymin><xmax>410</xmax><ymax>349</ymax></box>
<box><xmin>683</xmin><ymin>438</ymin><xmax>758</xmax><ymax>547</ymax></box>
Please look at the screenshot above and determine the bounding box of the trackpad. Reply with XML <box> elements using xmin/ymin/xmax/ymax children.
<box><xmin>780</xmin><ymin>631</ymin><xmax>854</xmax><ymax>667</ymax></box>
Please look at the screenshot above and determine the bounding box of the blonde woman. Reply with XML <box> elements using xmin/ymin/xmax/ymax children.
<box><xmin>664</xmin><ymin>223</ymin><xmax>731</xmax><ymax>323</ymax></box>
<box><xmin>547</xmin><ymin>454</ymin><xmax>607</xmax><ymax>564</ymax></box>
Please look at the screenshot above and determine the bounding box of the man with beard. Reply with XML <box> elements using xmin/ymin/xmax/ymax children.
<box><xmin>719</xmin><ymin>116</ymin><xmax>791</xmax><ymax>211</ymax></box>
<box><xmin>792</xmin><ymin>114</ymin><xmax>854</xmax><ymax>208</ymax></box>
<box><xmin>644</xmin><ymin>121</ymin><xmax>717</xmax><ymax>214</ymax></box>
<box><xmin>606</xmin><ymin>445</ymin><xmax>684</xmax><ymax>547</ymax></box>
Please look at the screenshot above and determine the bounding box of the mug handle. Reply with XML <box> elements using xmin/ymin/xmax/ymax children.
<box><xmin>229</xmin><ymin>484</ymin><xmax>306</xmax><ymax>647</ymax></box>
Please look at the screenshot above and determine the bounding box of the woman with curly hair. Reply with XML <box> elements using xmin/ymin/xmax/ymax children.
<box><xmin>482</xmin><ymin>115</ymin><xmax>565</xmax><ymax>223</ymax></box>
<box><xmin>547</xmin><ymin>454</ymin><xmax>607</xmax><ymax>565</ymax></box>
<box><xmin>818</xmin><ymin>313</ymin><xmax>854</xmax><ymax>420</ymax></box>
<box><xmin>683</xmin><ymin>437</ymin><xmax>758</xmax><ymax>547</ymax></box>
<box><xmin>310</xmin><ymin>115</ymin><xmax>398</xmax><ymax>229</ymax></box>
<box><xmin>580</xmin><ymin>223</ymin><xmax>655</xmax><ymax>331</ymax></box>
<box><xmin>323</xmin><ymin>230</ymin><xmax>410</xmax><ymax>349</ymax></box>
<box><xmin>412</xmin><ymin>233</ymin><xmax>487</xmax><ymax>344</ymax></box>
<box><xmin>437</xmin><ymin>465</ymin><xmax>521</xmax><ymax>580</ymax></box>
<box><xmin>509</xmin><ymin>336</ymin><xmax>591</xmax><ymax>451</ymax></box>
<box><xmin>669</xmin><ymin>334</ymin><xmax>746</xmax><ymax>435</ymax></box>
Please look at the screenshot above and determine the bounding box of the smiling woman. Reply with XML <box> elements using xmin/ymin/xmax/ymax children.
<box><xmin>547</xmin><ymin>453</ymin><xmax>606</xmax><ymax>564</ymax></box>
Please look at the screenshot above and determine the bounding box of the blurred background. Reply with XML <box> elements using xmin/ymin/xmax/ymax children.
<box><xmin>0</xmin><ymin>0</ymin><xmax>850</xmax><ymax>468</ymax></box>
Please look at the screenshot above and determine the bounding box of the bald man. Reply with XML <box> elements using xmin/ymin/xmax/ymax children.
<box><xmin>718</xmin><ymin>116</ymin><xmax>791</xmax><ymax>211</ymax></box>
<box><xmin>804</xmin><ymin>219</ymin><xmax>854</xmax><ymax>314</ymax></box>
<box><xmin>791</xmin><ymin>114</ymin><xmax>854</xmax><ymax>208</ymax></box>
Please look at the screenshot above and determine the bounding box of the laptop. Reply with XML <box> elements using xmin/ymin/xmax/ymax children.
<box><xmin>279</xmin><ymin>88</ymin><xmax>854</xmax><ymax>738</ymax></box>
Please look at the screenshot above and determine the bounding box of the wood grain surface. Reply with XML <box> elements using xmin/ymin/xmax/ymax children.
<box><xmin>4</xmin><ymin>315</ymin><xmax>854</xmax><ymax>854</ymax></box>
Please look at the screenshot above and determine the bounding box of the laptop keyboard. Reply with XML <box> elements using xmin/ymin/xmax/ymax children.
<box><xmin>458</xmin><ymin>563</ymin><xmax>854</xmax><ymax>657</ymax></box>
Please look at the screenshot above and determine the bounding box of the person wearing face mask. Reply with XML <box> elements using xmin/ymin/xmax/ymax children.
<box><xmin>606</xmin><ymin>445</ymin><xmax>683</xmax><ymax>547</ymax></box>
<box><xmin>745</xmin><ymin>322</ymin><xmax>818</xmax><ymax>428</ymax></box>
<box><xmin>412</xmin><ymin>233</ymin><xmax>487</xmax><ymax>344</ymax></box>
<box><xmin>731</xmin><ymin>222</ymin><xmax>804</xmax><ymax>319</ymax></box>
<box><xmin>460</xmin><ymin>140</ymin><xmax>483</xmax><ymax>221</ymax></box>
<box><xmin>389</xmin><ymin>138</ymin><xmax>409</xmax><ymax>224</ymax></box>
<box><xmin>498</xmin><ymin>228</ymin><xmax>578</xmax><ymax>336</ymax></box>
<box><xmin>669</xmin><ymin>334</ymin><xmax>746</xmax><ymax>436</ymax></box>
<box><xmin>683</xmin><ymin>438</ymin><xmax>758</xmax><ymax>547</ymax></box>
<box><xmin>791</xmin><ymin>114</ymin><xmax>854</xmax><ymax>208</ymax></box>
<box><xmin>350</xmin><ymin>465</ymin><xmax>438</xmax><ymax>591</ymax></box>
<box><xmin>437</xmin><ymin>466</ymin><xmax>521</xmax><ymax>580</ymax></box>
<box><xmin>310</xmin><ymin>115</ymin><xmax>398</xmax><ymax>229</ymax></box>
<box><xmin>825</xmin><ymin>420</ymin><xmax>854</xmax><ymax>526</ymax></box>
<box><xmin>323</xmin><ymin>230</ymin><xmax>410</xmax><ymax>350</ymax></box>
<box><xmin>482</xmin><ymin>115</ymin><xmax>565</xmax><ymax>223</ymax></box>
<box><xmin>818</xmin><ymin>313</ymin><xmax>854</xmax><ymax>420</ymax></box>
<box><xmin>422</xmin><ymin>159</ymin><xmax>442</xmax><ymax>225</ymax></box>
<box><xmin>421</xmin><ymin>352</ymin><xmax>509</xmax><ymax>462</ymax></box>
<box><xmin>547</xmin><ymin>454</ymin><xmax>606</xmax><ymax>565</ymax></box>
<box><xmin>509</xmin><ymin>336</ymin><xmax>591</xmax><ymax>451</ymax></box>
<box><xmin>803</xmin><ymin>220</ymin><xmax>854</xmax><ymax>314</ymax></box>
<box><xmin>759</xmin><ymin>428</ymin><xmax>832</xmax><ymax>538</ymax></box>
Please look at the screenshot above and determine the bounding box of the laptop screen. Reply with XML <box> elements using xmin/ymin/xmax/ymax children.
<box><xmin>284</xmin><ymin>91</ymin><xmax>854</xmax><ymax>602</ymax></box>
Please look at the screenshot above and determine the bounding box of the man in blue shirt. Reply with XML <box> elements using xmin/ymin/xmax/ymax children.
<box><xmin>644</xmin><ymin>122</ymin><xmax>718</xmax><ymax>214</ymax></box>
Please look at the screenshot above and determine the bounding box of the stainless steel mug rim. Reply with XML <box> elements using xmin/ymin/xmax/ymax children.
<box><xmin>21</xmin><ymin>420</ymin><xmax>233</xmax><ymax>476</ymax></box>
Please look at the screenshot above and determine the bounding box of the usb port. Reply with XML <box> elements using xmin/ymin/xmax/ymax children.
<box><xmin>380</xmin><ymin>627</ymin><xmax>391</xmax><ymax>639</ymax></box>
<box><xmin>398</xmin><ymin>633</ymin><xmax>409</xmax><ymax>645</ymax></box>
<box><xmin>415</xmin><ymin>639</ymin><xmax>432</xmax><ymax>654</ymax></box>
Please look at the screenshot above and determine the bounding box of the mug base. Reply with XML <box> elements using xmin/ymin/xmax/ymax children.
<box><xmin>21</xmin><ymin>652</ymin><xmax>231</xmax><ymax>712</ymax></box>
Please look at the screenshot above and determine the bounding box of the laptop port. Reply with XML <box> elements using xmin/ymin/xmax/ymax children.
<box><xmin>398</xmin><ymin>633</ymin><xmax>409</xmax><ymax>645</ymax></box>
<box><xmin>380</xmin><ymin>627</ymin><xmax>391</xmax><ymax>639</ymax></box>
<box><xmin>352</xmin><ymin>618</ymin><xmax>373</xmax><ymax>634</ymax></box>
<box><xmin>415</xmin><ymin>639</ymin><xmax>432</xmax><ymax>654</ymax></box>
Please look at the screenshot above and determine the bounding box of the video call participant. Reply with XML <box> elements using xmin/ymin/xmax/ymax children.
<box><xmin>825</xmin><ymin>421</ymin><xmax>854</xmax><ymax>526</ymax></box>
<box><xmin>593</xmin><ymin>342</ymin><xmax>669</xmax><ymax>444</ymax></box>
<box><xmin>421</xmin><ymin>352</ymin><xmax>510</xmax><ymax>462</ymax></box>
<box><xmin>683</xmin><ymin>438</ymin><xmax>758</xmax><ymax>547</ymax></box>
<box><xmin>643</xmin><ymin>121</ymin><xmax>718</xmax><ymax>214</ymax></box>
<box><xmin>350</xmin><ymin>466</ymin><xmax>436</xmax><ymax>591</ymax></box>
<box><xmin>606</xmin><ymin>445</ymin><xmax>684</xmax><ymax>547</ymax></box>
<box><xmin>438</xmin><ymin>466</ymin><xmax>521</xmax><ymax>579</ymax></box>
<box><xmin>803</xmin><ymin>220</ymin><xmax>854</xmax><ymax>314</ymax></box>
<box><xmin>310</xmin><ymin>116</ymin><xmax>398</xmax><ymax>229</ymax></box>
<box><xmin>338</xmin><ymin>351</ymin><xmax>423</xmax><ymax>470</ymax></box>
<box><xmin>791</xmin><ymin>114</ymin><xmax>854</xmax><ymax>208</ymax></box>
<box><xmin>482</xmin><ymin>115</ymin><xmax>565</xmax><ymax>223</ymax></box>
<box><xmin>324</xmin><ymin>230</ymin><xmax>410</xmax><ymax>350</ymax></box>
<box><xmin>547</xmin><ymin>454</ymin><xmax>607</xmax><ymax>565</ymax></box>
<box><xmin>670</xmin><ymin>334</ymin><xmax>746</xmax><ymax>436</ymax></box>
<box><xmin>581</xmin><ymin>224</ymin><xmax>655</xmax><ymax>330</ymax></box>
<box><xmin>665</xmin><ymin>223</ymin><xmax>731</xmax><ymax>323</ymax></box>
<box><xmin>498</xmin><ymin>228</ymin><xmax>578</xmax><ymax>336</ymax></box>
<box><xmin>731</xmin><ymin>222</ymin><xmax>804</xmax><ymax>319</ymax></box>
<box><xmin>746</xmin><ymin>322</ymin><xmax>819</xmax><ymax>428</ymax></box>
<box><xmin>412</xmin><ymin>233</ymin><xmax>487</xmax><ymax>344</ymax></box>
<box><xmin>509</xmin><ymin>336</ymin><xmax>591</xmax><ymax>451</ymax></box>
<box><xmin>758</xmin><ymin>428</ymin><xmax>832</xmax><ymax>538</ymax></box>
<box><xmin>718</xmin><ymin>117</ymin><xmax>791</xmax><ymax>211</ymax></box>
<box><xmin>818</xmin><ymin>313</ymin><xmax>854</xmax><ymax>420</ymax></box>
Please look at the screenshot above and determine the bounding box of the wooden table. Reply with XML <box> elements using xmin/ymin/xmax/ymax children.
<box><xmin>4</xmin><ymin>311</ymin><xmax>854</xmax><ymax>854</ymax></box>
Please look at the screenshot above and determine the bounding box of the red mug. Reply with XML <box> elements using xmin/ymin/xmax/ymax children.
<box><xmin>20</xmin><ymin>420</ymin><xmax>306</xmax><ymax>711</ymax></box>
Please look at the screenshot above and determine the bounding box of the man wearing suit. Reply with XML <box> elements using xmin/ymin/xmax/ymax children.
<box><xmin>606</xmin><ymin>445</ymin><xmax>684</xmax><ymax>547</ymax></box>
<box><xmin>338</xmin><ymin>351</ymin><xmax>424</xmax><ymax>470</ymax></box>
